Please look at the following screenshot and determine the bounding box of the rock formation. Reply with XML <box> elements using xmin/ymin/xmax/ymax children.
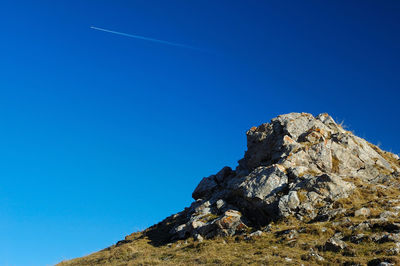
<box><xmin>148</xmin><ymin>113</ymin><xmax>400</xmax><ymax>241</ymax></box>
<box><xmin>59</xmin><ymin>112</ymin><xmax>400</xmax><ymax>265</ymax></box>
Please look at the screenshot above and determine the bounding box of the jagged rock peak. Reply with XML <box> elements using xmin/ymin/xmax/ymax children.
<box><xmin>147</xmin><ymin>113</ymin><xmax>400</xmax><ymax>241</ymax></box>
<box><xmin>238</xmin><ymin>112</ymin><xmax>345</xmax><ymax>171</ymax></box>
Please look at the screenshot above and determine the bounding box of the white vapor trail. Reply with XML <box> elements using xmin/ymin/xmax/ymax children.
<box><xmin>90</xmin><ymin>26</ymin><xmax>200</xmax><ymax>51</ymax></box>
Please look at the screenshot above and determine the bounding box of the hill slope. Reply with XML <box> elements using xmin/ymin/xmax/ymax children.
<box><xmin>59</xmin><ymin>113</ymin><xmax>400</xmax><ymax>265</ymax></box>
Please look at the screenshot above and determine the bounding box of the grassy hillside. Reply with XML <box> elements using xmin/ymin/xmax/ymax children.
<box><xmin>59</xmin><ymin>170</ymin><xmax>400</xmax><ymax>265</ymax></box>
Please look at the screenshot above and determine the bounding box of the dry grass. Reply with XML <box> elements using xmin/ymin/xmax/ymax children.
<box><xmin>58</xmin><ymin>190</ymin><xmax>400</xmax><ymax>266</ymax></box>
<box><xmin>331</xmin><ymin>155</ymin><xmax>340</xmax><ymax>173</ymax></box>
<box><xmin>368</xmin><ymin>143</ymin><xmax>400</xmax><ymax>171</ymax></box>
<box><xmin>339</xmin><ymin>176</ymin><xmax>400</xmax><ymax>215</ymax></box>
<box><xmin>58</xmin><ymin>216</ymin><xmax>400</xmax><ymax>266</ymax></box>
<box><xmin>298</xmin><ymin>169</ymin><xmax>320</xmax><ymax>177</ymax></box>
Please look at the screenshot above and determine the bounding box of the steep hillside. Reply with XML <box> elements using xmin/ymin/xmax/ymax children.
<box><xmin>59</xmin><ymin>113</ymin><xmax>400</xmax><ymax>265</ymax></box>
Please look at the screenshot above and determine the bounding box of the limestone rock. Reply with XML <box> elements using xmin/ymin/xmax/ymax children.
<box><xmin>148</xmin><ymin>113</ymin><xmax>400</xmax><ymax>241</ymax></box>
<box><xmin>323</xmin><ymin>236</ymin><xmax>348</xmax><ymax>252</ymax></box>
<box><xmin>355</xmin><ymin>207</ymin><xmax>371</xmax><ymax>217</ymax></box>
<box><xmin>350</xmin><ymin>233</ymin><xmax>369</xmax><ymax>244</ymax></box>
<box><xmin>249</xmin><ymin>230</ymin><xmax>263</xmax><ymax>237</ymax></box>
<box><xmin>194</xmin><ymin>233</ymin><xmax>203</xmax><ymax>242</ymax></box>
<box><xmin>192</xmin><ymin>176</ymin><xmax>218</xmax><ymax>200</ymax></box>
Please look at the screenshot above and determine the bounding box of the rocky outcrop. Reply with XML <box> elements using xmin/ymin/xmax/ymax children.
<box><xmin>146</xmin><ymin>113</ymin><xmax>400</xmax><ymax>241</ymax></box>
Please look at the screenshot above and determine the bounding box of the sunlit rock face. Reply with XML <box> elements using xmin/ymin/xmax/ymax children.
<box><xmin>154</xmin><ymin>113</ymin><xmax>400</xmax><ymax>240</ymax></box>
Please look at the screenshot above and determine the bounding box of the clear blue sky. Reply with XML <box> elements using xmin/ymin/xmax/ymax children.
<box><xmin>1</xmin><ymin>1</ymin><xmax>399</xmax><ymax>265</ymax></box>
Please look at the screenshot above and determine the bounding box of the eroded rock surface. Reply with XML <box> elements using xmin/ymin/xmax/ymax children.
<box><xmin>147</xmin><ymin>113</ymin><xmax>400</xmax><ymax>241</ymax></box>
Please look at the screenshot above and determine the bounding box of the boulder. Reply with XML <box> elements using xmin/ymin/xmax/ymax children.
<box><xmin>192</xmin><ymin>176</ymin><xmax>218</xmax><ymax>200</ymax></box>
<box><xmin>323</xmin><ymin>236</ymin><xmax>348</xmax><ymax>252</ymax></box>
<box><xmin>355</xmin><ymin>208</ymin><xmax>371</xmax><ymax>217</ymax></box>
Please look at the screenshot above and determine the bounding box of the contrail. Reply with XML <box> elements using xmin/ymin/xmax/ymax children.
<box><xmin>90</xmin><ymin>26</ymin><xmax>200</xmax><ymax>51</ymax></box>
